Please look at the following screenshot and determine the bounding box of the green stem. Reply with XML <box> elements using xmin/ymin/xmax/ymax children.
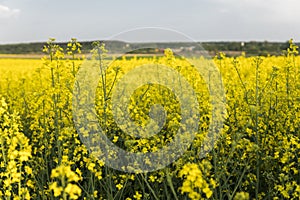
<box><xmin>141</xmin><ymin>174</ymin><xmax>160</xmax><ymax>200</ymax></box>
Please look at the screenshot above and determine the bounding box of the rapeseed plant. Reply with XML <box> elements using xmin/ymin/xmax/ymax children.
<box><xmin>0</xmin><ymin>38</ymin><xmax>299</xmax><ymax>199</ymax></box>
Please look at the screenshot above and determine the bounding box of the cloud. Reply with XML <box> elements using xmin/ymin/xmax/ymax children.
<box><xmin>206</xmin><ymin>0</ymin><xmax>300</xmax><ymax>25</ymax></box>
<box><xmin>0</xmin><ymin>4</ymin><xmax>20</xmax><ymax>18</ymax></box>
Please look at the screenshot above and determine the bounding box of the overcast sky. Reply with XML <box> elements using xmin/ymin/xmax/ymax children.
<box><xmin>0</xmin><ymin>0</ymin><xmax>299</xmax><ymax>44</ymax></box>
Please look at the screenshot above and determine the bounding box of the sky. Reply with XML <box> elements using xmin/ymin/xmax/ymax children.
<box><xmin>0</xmin><ymin>0</ymin><xmax>299</xmax><ymax>44</ymax></box>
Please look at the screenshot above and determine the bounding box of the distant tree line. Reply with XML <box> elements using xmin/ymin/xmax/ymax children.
<box><xmin>0</xmin><ymin>40</ymin><xmax>295</xmax><ymax>57</ymax></box>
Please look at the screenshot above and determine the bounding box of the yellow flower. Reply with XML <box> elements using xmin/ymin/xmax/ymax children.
<box><xmin>88</xmin><ymin>162</ymin><xmax>96</xmax><ymax>172</ymax></box>
<box><xmin>64</xmin><ymin>183</ymin><xmax>82</xmax><ymax>199</ymax></box>
<box><xmin>133</xmin><ymin>191</ymin><xmax>142</xmax><ymax>200</ymax></box>
<box><xmin>26</xmin><ymin>180</ymin><xmax>35</xmax><ymax>188</ymax></box>
<box><xmin>49</xmin><ymin>182</ymin><xmax>63</xmax><ymax>197</ymax></box>
<box><xmin>203</xmin><ymin>187</ymin><xmax>213</xmax><ymax>198</ymax></box>
<box><xmin>25</xmin><ymin>166</ymin><xmax>32</xmax><ymax>174</ymax></box>
<box><xmin>234</xmin><ymin>192</ymin><xmax>249</xmax><ymax>200</ymax></box>
<box><xmin>93</xmin><ymin>191</ymin><xmax>98</xmax><ymax>198</ymax></box>
<box><xmin>149</xmin><ymin>175</ymin><xmax>156</xmax><ymax>183</ymax></box>
<box><xmin>116</xmin><ymin>183</ymin><xmax>123</xmax><ymax>190</ymax></box>
<box><xmin>113</xmin><ymin>136</ymin><xmax>119</xmax><ymax>143</ymax></box>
